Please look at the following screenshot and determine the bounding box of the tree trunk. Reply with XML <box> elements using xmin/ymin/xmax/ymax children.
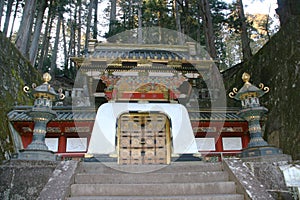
<box><xmin>9</xmin><ymin>0</ymin><xmax>20</xmax><ymax>39</ymax></box>
<box><xmin>93</xmin><ymin>0</ymin><xmax>98</xmax><ymax>39</ymax></box>
<box><xmin>29</xmin><ymin>0</ymin><xmax>48</xmax><ymax>65</ymax></box>
<box><xmin>276</xmin><ymin>0</ymin><xmax>300</xmax><ymax>26</ymax></box>
<box><xmin>77</xmin><ymin>0</ymin><xmax>82</xmax><ymax>56</ymax></box>
<box><xmin>237</xmin><ymin>0</ymin><xmax>252</xmax><ymax>61</ymax></box>
<box><xmin>199</xmin><ymin>0</ymin><xmax>217</xmax><ymax>60</ymax></box>
<box><xmin>69</xmin><ymin>0</ymin><xmax>77</xmax><ymax>57</ymax></box>
<box><xmin>62</xmin><ymin>18</ymin><xmax>69</xmax><ymax>70</ymax></box>
<box><xmin>137</xmin><ymin>1</ymin><xmax>142</xmax><ymax>44</ymax></box>
<box><xmin>15</xmin><ymin>0</ymin><xmax>37</xmax><ymax>58</ymax></box>
<box><xmin>109</xmin><ymin>0</ymin><xmax>117</xmax><ymax>32</ymax></box>
<box><xmin>85</xmin><ymin>0</ymin><xmax>93</xmax><ymax>50</ymax></box>
<box><xmin>3</xmin><ymin>0</ymin><xmax>14</xmax><ymax>36</ymax></box>
<box><xmin>183</xmin><ymin>0</ymin><xmax>189</xmax><ymax>35</ymax></box>
<box><xmin>68</xmin><ymin>20</ymin><xmax>75</xmax><ymax>57</ymax></box>
<box><xmin>0</xmin><ymin>0</ymin><xmax>5</xmax><ymax>29</ymax></box>
<box><xmin>128</xmin><ymin>0</ymin><xmax>133</xmax><ymax>29</ymax></box>
<box><xmin>175</xmin><ymin>0</ymin><xmax>184</xmax><ymax>45</ymax></box>
<box><xmin>38</xmin><ymin>0</ymin><xmax>53</xmax><ymax>72</ymax></box>
<box><xmin>50</xmin><ymin>14</ymin><xmax>62</xmax><ymax>78</ymax></box>
<box><xmin>40</xmin><ymin>13</ymin><xmax>54</xmax><ymax>73</ymax></box>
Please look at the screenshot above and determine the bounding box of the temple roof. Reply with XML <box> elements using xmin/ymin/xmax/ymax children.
<box><xmin>90</xmin><ymin>49</ymin><xmax>190</xmax><ymax>60</ymax></box>
<box><xmin>8</xmin><ymin>106</ymin><xmax>245</xmax><ymax>122</ymax></box>
<box><xmin>7</xmin><ymin>106</ymin><xmax>96</xmax><ymax>122</ymax></box>
<box><xmin>189</xmin><ymin>111</ymin><xmax>245</xmax><ymax>121</ymax></box>
<box><xmin>71</xmin><ymin>42</ymin><xmax>215</xmax><ymax>70</ymax></box>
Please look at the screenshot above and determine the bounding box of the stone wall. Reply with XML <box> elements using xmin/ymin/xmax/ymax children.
<box><xmin>245</xmin><ymin>161</ymin><xmax>294</xmax><ymax>199</ymax></box>
<box><xmin>0</xmin><ymin>160</ymin><xmax>57</xmax><ymax>199</ymax></box>
<box><xmin>0</xmin><ymin>32</ymin><xmax>41</xmax><ymax>161</ymax></box>
<box><xmin>223</xmin><ymin>16</ymin><xmax>300</xmax><ymax>160</ymax></box>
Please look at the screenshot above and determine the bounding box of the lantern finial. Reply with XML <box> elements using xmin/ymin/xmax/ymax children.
<box><xmin>242</xmin><ymin>72</ymin><xmax>250</xmax><ymax>83</ymax></box>
<box><xmin>43</xmin><ymin>73</ymin><xmax>52</xmax><ymax>84</ymax></box>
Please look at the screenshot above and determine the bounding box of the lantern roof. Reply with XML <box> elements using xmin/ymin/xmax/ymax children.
<box><xmin>229</xmin><ymin>73</ymin><xmax>269</xmax><ymax>100</ymax></box>
<box><xmin>23</xmin><ymin>73</ymin><xmax>65</xmax><ymax>101</ymax></box>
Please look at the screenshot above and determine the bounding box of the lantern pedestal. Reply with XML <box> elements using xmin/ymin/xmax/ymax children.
<box><xmin>14</xmin><ymin>73</ymin><xmax>64</xmax><ymax>161</ymax></box>
<box><xmin>17</xmin><ymin>149</ymin><xmax>58</xmax><ymax>161</ymax></box>
<box><xmin>229</xmin><ymin>73</ymin><xmax>291</xmax><ymax>161</ymax></box>
<box><xmin>241</xmin><ymin>147</ymin><xmax>292</xmax><ymax>162</ymax></box>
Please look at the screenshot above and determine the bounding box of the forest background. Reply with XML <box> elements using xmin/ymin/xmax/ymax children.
<box><xmin>0</xmin><ymin>0</ymin><xmax>284</xmax><ymax>79</ymax></box>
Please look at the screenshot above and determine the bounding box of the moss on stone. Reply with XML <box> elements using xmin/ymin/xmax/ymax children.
<box><xmin>0</xmin><ymin>32</ymin><xmax>41</xmax><ymax>161</ymax></box>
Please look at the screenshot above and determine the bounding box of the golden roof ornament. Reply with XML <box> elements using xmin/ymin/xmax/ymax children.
<box><xmin>242</xmin><ymin>72</ymin><xmax>250</xmax><ymax>84</ymax></box>
<box><xmin>43</xmin><ymin>72</ymin><xmax>51</xmax><ymax>84</ymax></box>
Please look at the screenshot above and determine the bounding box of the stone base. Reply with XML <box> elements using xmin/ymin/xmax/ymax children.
<box><xmin>241</xmin><ymin>146</ymin><xmax>292</xmax><ymax>162</ymax></box>
<box><xmin>84</xmin><ymin>154</ymin><xmax>118</xmax><ymax>162</ymax></box>
<box><xmin>172</xmin><ymin>154</ymin><xmax>202</xmax><ymax>162</ymax></box>
<box><xmin>14</xmin><ymin>149</ymin><xmax>58</xmax><ymax>161</ymax></box>
<box><xmin>83</xmin><ymin>153</ymin><xmax>202</xmax><ymax>163</ymax></box>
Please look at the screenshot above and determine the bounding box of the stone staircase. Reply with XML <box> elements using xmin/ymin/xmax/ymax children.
<box><xmin>66</xmin><ymin>161</ymin><xmax>244</xmax><ymax>200</ymax></box>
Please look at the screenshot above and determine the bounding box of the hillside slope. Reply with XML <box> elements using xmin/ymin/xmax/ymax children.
<box><xmin>0</xmin><ymin>32</ymin><xmax>41</xmax><ymax>161</ymax></box>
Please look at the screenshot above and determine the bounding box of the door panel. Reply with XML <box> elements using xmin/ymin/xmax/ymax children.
<box><xmin>117</xmin><ymin>112</ymin><xmax>171</xmax><ymax>165</ymax></box>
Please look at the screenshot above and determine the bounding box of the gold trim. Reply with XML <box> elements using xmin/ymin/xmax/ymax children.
<box><xmin>84</xmin><ymin>153</ymin><xmax>94</xmax><ymax>158</ymax></box>
<box><xmin>248</xmin><ymin>126</ymin><xmax>261</xmax><ymax>132</ymax></box>
<box><xmin>59</xmin><ymin>93</ymin><xmax>65</xmax><ymax>100</ymax></box>
<box><xmin>35</xmin><ymin>117</ymin><xmax>48</xmax><ymax>121</ymax></box>
<box><xmin>229</xmin><ymin>87</ymin><xmax>238</xmax><ymax>98</ymax></box>
<box><xmin>23</xmin><ymin>86</ymin><xmax>30</xmax><ymax>93</ymax></box>
<box><xmin>259</xmin><ymin>83</ymin><xmax>270</xmax><ymax>93</ymax></box>
<box><xmin>242</xmin><ymin>72</ymin><xmax>250</xmax><ymax>83</ymax></box>
<box><xmin>43</xmin><ymin>73</ymin><xmax>52</xmax><ymax>84</ymax></box>
<box><xmin>33</xmin><ymin>129</ymin><xmax>46</xmax><ymax>134</ymax></box>
<box><xmin>246</xmin><ymin>116</ymin><xmax>261</xmax><ymax>121</ymax></box>
<box><xmin>109</xmin><ymin>153</ymin><xmax>118</xmax><ymax>158</ymax></box>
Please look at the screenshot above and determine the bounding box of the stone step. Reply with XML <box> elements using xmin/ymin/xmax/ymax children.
<box><xmin>77</xmin><ymin>162</ymin><xmax>223</xmax><ymax>174</ymax></box>
<box><xmin>67</xmin><ymin>194</ymin><xmax>244</xmax><ymax>200</ymax></box>
<box><xmin>75</xmin><ymin>171</ymin><xmax>229</xmax><ymax>184</ymax></box>
<box><xmin>70</xmin><ymin>182</ymin><xmax>237</xmax><ymax>196</ymax></box>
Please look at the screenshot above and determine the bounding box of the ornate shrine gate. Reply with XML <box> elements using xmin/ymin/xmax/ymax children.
<box><xmin>117</xmin><ymin>112</ymin><xmax>171</xmax><ymax>165</ymax></box>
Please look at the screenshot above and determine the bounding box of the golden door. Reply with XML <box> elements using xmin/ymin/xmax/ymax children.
<box><xmin>117</xmin><ymin>112</ymin><xmax>171</xmax><ymax>165</ymax></box>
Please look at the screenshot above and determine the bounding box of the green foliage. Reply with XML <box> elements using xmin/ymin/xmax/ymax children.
<box><xmin>142</xmin><ymin>0</ymin><xmax>175</xmax><ymax>29</ymax></box>
<box><xmin>105</xmin><ymin>20</ymin><xmax>127</xmax><ymax>40</ymax></box>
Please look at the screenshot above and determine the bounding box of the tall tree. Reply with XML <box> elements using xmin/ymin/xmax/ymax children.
<box><xmin>9</xmin><ymin>0</ymin><xmax>20</xmax><ymax>39</ymax></box>
<box><xmin>85</xmin><ymin>0</ymin><xmax>94</xmax><ymax>50</ymax></box>
<box><xmin>29</xmin><ymin>0</ymin><xmax>48</xmax><ymax>65</ymax></box>
<box><xmin>15</xmin><ymin>0</ymin><xmax>37</xmax><ymax>58</ymax></box>
<box><xmin>68</xmin><ymin>0</ymin><xmax>77</xmax><ymax>57</ymax></box>
<box><xmin>38</xmin><ymin>0</ymin><xmax>54</xmax><ymax>72</ymax></box>
<box><xmin>236</xmin><ymin>0</ymin><xmax>252</xmax><ymax>61</ymax></box>
<box><xmin>174</xmin><ymin>0</ymin><xmax>184</xmax><ymax>44</ymax></box>
<box><xmin>276</xmin><ymin>0</ymin><xmax>300</xmax><ymax>26</ymax></box>
<box><xmin>199</xmin><ymin>0</ymin><xmax>217</xmax><ymax>60</ymax></box>
<box><xmin>93</xmin><ymin>0</ymin><xmax>98</xmax><ymax>39</ymax></box>
<box><xmin>109</xmin><ymin>0</ymin><xmax>117</xmax><ymax>33</ymax></box>
<box><xmin>68</xmin><ymin>19</ymin><xmax>76</xmax><ymax>57</ymax></box>
<box><xmin>210</xmin><ymin>0</ymin><xmax>229</xmax><ymax>69</ymax></box>
<box><xmin>77</xmin><ymin>0</ymin><xmax>82</xmax><ymax>56</ymax></box>
<box><xmin>137</xmin><ymin>0</ymin><xmax>142</xmax><ymax>44</ymax></box>
<box><xmin>3</xmin><ymin>0</ymin><xmax>14</xmax><ymax>37</ymax></box>
<box><xmin>50</xmin><ymin>14</ymin><xmax>62</xmax><ymax>78</ymax></box>
<box><xmin>62</xmin><ymin>18</ymin><xmax>69</xmax><ymax>69</ymax></box>
<box><xmin>0</xmin><ymin>0</ymin><xmax>5</xmax><ymax>29</ymax></box>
